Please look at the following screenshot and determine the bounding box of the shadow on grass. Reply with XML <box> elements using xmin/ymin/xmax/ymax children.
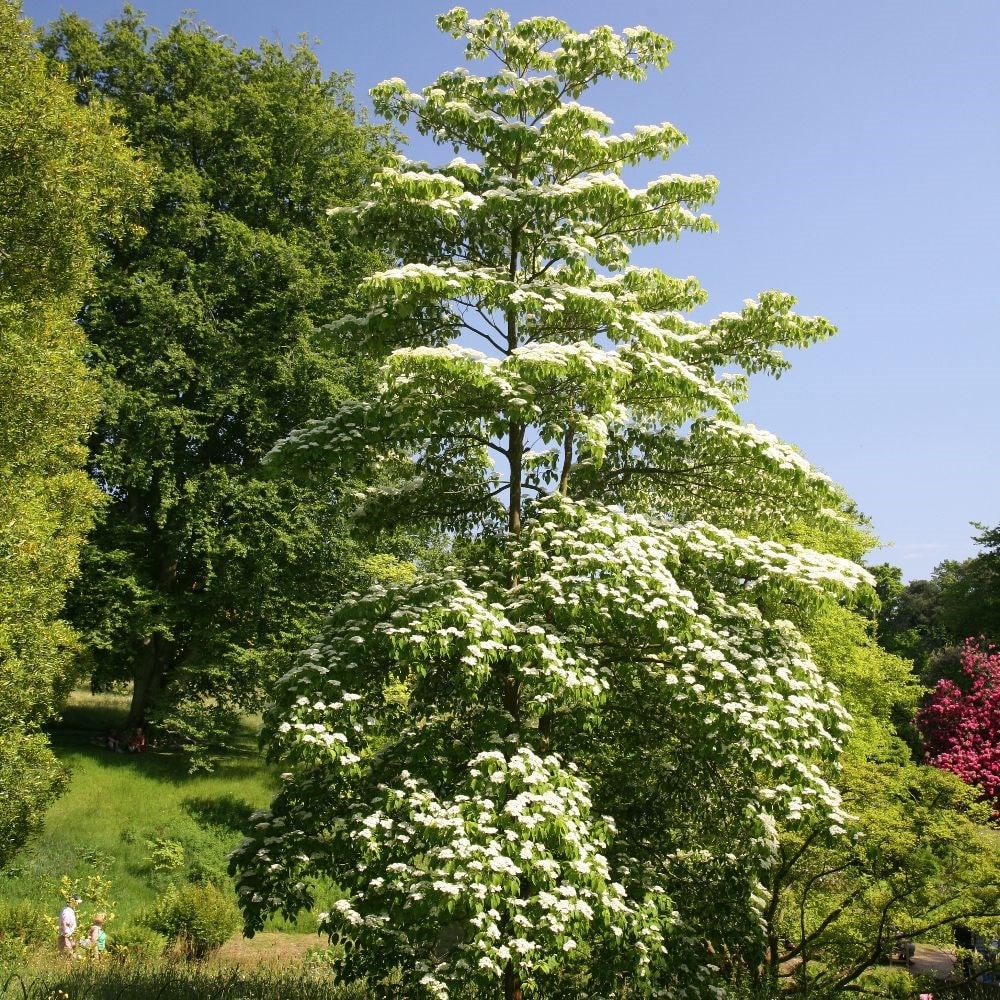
<box><xmin>49</xmin><ymin>742</ymin><xmax>270</xmax><ymax>791</ymax></box>
<box><xmin>46</xmin><ymin>690</ymin><xmax>267</xmax><ymax>786</ymax></box>
<box><xmin>49</xmin><ymin>691</ymin><xmax>130</xmax><ymax>739</ymax></box>
<box><xmin>183</xmin><ymin>794</ymin><xmax>258</xmax><ymax>833</ymax></box>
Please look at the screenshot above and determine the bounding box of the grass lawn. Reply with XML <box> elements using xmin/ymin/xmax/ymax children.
<box><xmin>1</xmin><ymin>690</ymin><xmax>321</xmax><ymax>934</ymax></box>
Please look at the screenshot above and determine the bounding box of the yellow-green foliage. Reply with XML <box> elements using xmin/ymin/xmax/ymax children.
<box><xmin>806</xmin><ymin>600</ymin><xmax>921</xmax><ymax>754</ymax></box>
<box><xmin>0</xmin><ymin>0</ymin><xmax>147</xmax><ymax>867</ymax></box>
<box><xmin>145</xmin><ymin>882</ymin><xmax>242</xmax><ymax>958</ymax></box>
<box><xmin>756</xmin><ymin>596</ymin><xmax>1000</xmax><ymax>996</ymax></box>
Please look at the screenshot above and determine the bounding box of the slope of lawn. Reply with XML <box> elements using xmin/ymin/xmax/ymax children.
<box><xmin>0</xmin><ymin>690</ymin><xmax>317</xmax><ymax>932</ymax></box>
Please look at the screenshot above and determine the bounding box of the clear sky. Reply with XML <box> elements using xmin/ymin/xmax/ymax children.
<box><xmin>21</xmin><ymin>0</ymin><xmax>1000</xmax><ymax>579</ymax></box>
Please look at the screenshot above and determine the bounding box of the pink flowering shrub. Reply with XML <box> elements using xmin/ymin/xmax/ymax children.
<box><xmin>917</xmin><ymin>639</ymin><xmax>1000</xmax><ymax>811</ymax></box>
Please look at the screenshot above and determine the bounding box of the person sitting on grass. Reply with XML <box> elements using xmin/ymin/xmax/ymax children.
<box><xmin>127</xmin><ymin>726</ymin><xmax>146</xmax><ymax>753</ymax></box>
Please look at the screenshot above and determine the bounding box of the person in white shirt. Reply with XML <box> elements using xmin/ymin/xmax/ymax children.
<box><xmin>58</xmin><ymin>894</ymin><xmax>81</xmax><ymax>956</ymax></box>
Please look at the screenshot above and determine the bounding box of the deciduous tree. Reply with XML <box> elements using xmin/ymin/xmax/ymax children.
<box><xmin>874</xmin><ymin>524</ymin><xmax>1000</xmax><ymax>681</ymax></box>
<box><xmin>935</xmin><ymin>524</ymin><xmax>1000</xmax><ymax>647</ymax></box>
<box><xmin>232</xmin><ymin>10</ymin><xmax>871</xmax><ymax>997</ymax></box>
<box><xmin>42</xmin><ymin>9</ymin><xmax>391</xmax><ymax>753</ymax></box>
<box><xmin>0</xmin><ymin>0</ymin><xmax>145</xmax><ymax>866</ymax></box>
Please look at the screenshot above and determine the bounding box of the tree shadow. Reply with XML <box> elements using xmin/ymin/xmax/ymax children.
<box><xmin>47</xmin><ymin>690</ymin><xmax>130</xmax><ymax>743</ymax></box>
<box><xmin>182</xmin><ymin>793</ymin><xmax>257</xmax><ymax>834</ymax></box>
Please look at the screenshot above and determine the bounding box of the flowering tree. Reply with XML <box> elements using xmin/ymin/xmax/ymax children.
<box><xmin>918</xmin><ymin>638</ymin><xmax>1000</xmax><ymax>812</ymax></box>
<box><xmin>231</xmin><ymin>10</ymin><xmax>871</xmax><ymax>998</ymax></box>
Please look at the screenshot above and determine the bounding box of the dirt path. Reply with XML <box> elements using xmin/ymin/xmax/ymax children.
<box><xmin>910</xmin><ymin>943</ymin><xmax>956</xmax><ymax>979</ymax></box>
<box><xmin>209</xmin><ymin>932</ymin><xmax>321</xmax><ymax>969</ymax></box>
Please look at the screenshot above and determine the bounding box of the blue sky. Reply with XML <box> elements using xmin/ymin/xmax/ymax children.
<box><xmin>22</xmin><ymin>0</ymin><xmax>1000</xmax><ymax>579</ymax></box>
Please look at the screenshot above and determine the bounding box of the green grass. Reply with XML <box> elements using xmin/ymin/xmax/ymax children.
<box><xmin>4</xmin><ymin>965</ymin><xmax>372</xmax><ymax>999</ymax></box>
<box><xmin>0</xmin><ymin>690</ymin><xmax>322</xmax><ymax>935</ymax></box>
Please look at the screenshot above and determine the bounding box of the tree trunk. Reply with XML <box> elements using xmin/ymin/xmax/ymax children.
<box><xmin>508</xmin><ymin>422</ymin><xmax>524</xmax><ymax>538</ymax></box>
<box><xmin>127</xmin><ymin>529</ymin><xmax>180</xmax><ymax>728</ymax></box>
<box><xmin>503</xmin><ymin>963</ymin><xmax>523</xmax><ymax>1000</ymax></box>
<box><xmin>127</xmin><ymin>635</ymin><xmax>164</xmax><ymax>727</ymax></box>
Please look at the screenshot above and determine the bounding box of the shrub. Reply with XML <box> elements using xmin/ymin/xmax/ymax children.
<box><xmin>918</xmin><ymin>639</ymin><xmax>1000</xmax><ymax>813</ymax></box>
<box><xmin>856</xmin><ymin>966</ymin><xmax>916</xmax><ymax>999</ymax></box>
<box><xmin>147</xmin><ymin>837</ymin><xmax>185</xmax><ymax>875</ymax></box>
<box><xmin>0</xmin><ymin>898</ymin><xmax>49</xmax><ymax>946</ymax></box>
<box><xmin>108</xmin><ymin>924</ymin><xmax>167</xmax><ymax>962</ymax></box>
<box><xmin>185</xmin><ymin>855</ymin><xmax>230</xmax><ymax>889</ymax></box>
<box><xmin>143</xmin><ymin>882</ymin><xmax>240</xmax><ymax>958</ymax></box>
<box><xmin>0</xmin><ymin>934</ymin><xmax>28</xmax><ymax>972</ymax></box>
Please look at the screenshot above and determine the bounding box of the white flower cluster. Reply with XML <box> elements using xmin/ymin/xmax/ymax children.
<box><xmin>318</xmin><ymin>746</ymin><xmax>669</xmax><ymax>996</ymax></box>
<box><xmin>512</xmin><ymin>498</ymin><xmax>855</xmax><ymax>826</ymax></box>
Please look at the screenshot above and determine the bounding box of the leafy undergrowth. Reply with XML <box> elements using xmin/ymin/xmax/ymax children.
<box><xmin>1</xmin><ymin>965</ymin><xmax>371</xmax><ymax>999</ymax></box>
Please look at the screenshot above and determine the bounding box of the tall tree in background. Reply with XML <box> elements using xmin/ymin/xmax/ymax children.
<box><xmin>0</xmin><ymin>0</ymin><xmax>145</xmax><ymax>866</ymax></box>
<box><xmin>42</xmin><ymin>9</ymin><xmax>390</xmax><ymax>752</ymax></box>
<box><xmin>232</xmin><ymin>11</ymin><xmax>872</xmax><ymax>998</ymax></box>
<box><xmin>935</xmin><ymin>523</ymin><xmax>1000</xmax><ymax>646</ymax></box>
<box><xmin>874</xmin><ymin>523</ymin><xmax>1000</xmax><ymax>684</ymax></box>
<box><xmin>870</xmin><ymin>565</ymin><xmax>947</xmax><ymax>673</ymax></box>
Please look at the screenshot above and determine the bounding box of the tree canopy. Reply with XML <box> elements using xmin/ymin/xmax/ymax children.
<box><xmin>0</xmin><ymin>0</ymin><xmax>145</xmax><ymax>866</ymax></box>
<box><xmin>934</xmin><ymin>523</ymin><xmax>1000</xmax><ymax>647</ymax></box>
<box><xmin>41</xmin><ymin>7</ymin><xmax>392</xmax><ymax>753</ymax></box>
<box><xmin>875</xmin><ymin>522</ymin><xmax>1000</xmax><ymax>682</ymax></box>
<box><xmin>231</xmin><ymin>11</ymin><xmax>873</xmax><ymax>998</ymax></box>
